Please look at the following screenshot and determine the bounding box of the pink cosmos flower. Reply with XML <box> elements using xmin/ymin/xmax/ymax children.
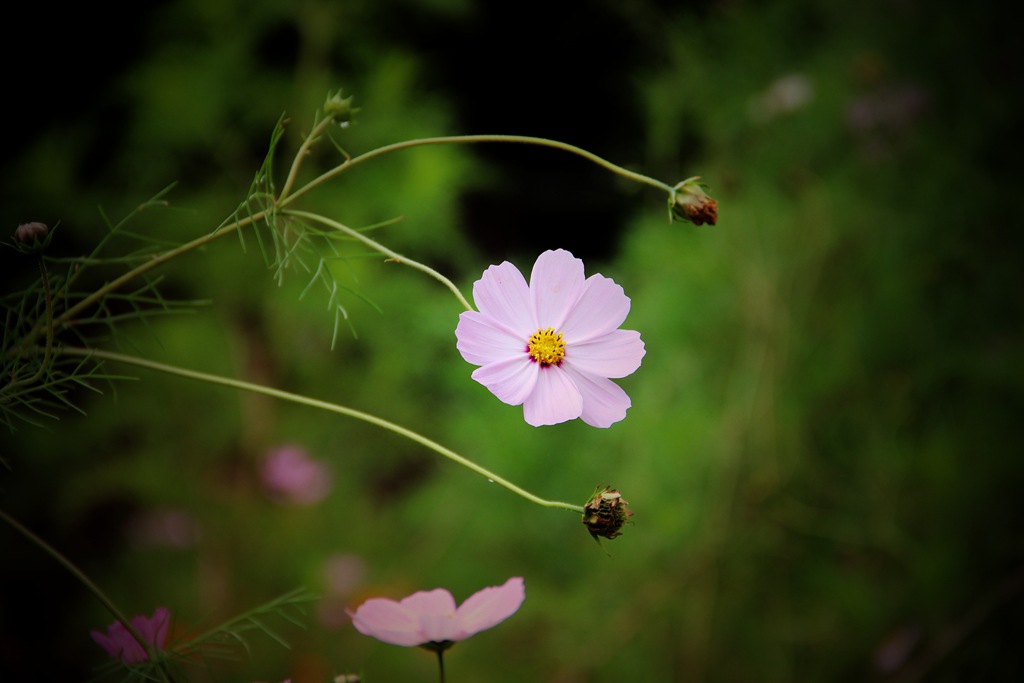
<box><xmin>91</xmin><ymin>607</ymin><xmax>171</xmax><ymax>664</ymax></box>
<box><xmin>349</xmin><ymin>577</ymin><xmax>525</xmax><ymax>648</ymax></box>
<box><xmin>261</xmin><ymin>444</ymin><xmax>332</xmax><ymax>505</ymax></box>
<box><xmin>455</xmin><ymin>249</ymin><xmax>645</xmax><ymax>427</ymax></box>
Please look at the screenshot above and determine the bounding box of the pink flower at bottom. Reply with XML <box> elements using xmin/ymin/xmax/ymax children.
<box><xmin>349</xmin><ymin>577</ymin><xmax>525</xmax><ymax>647</ymax></box>
<box><xmin>91</xmin><ymin>607</ymin><xmax>170</xmax><ymax>664</ymax></box>
<box><xmin>455</xmin><ymin>249</ymin><xmax>646</xmax><ymax>427</ymax></box>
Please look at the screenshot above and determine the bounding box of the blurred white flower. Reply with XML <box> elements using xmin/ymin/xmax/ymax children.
<box><xmin>749</xmin><ymin>73</ymin><xmax>814</xmax><ymax>122</ymax></box>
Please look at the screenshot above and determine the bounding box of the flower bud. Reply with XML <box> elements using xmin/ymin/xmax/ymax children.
<box><xmin>12</xmin><ymin>222</ymin><xmax>53</xmax><ymax>254</ymax></box>
<box><xmin>669</xmin><ymin>177</ymin><xmax>718</xmax><ymax>226</ymax></box>
<box><xmin>324</xmin><ymin>89</ymin><xmax>358</xmax><ymax>126</ymax></box>
<box><xmin>582</xmin><ymin>486</ymin><xmax>633</xmax><ymax>540</ymax></box>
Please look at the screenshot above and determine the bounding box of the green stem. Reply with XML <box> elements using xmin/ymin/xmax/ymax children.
<box><xmin>28</xmin><ymin>132</ymin><xmax>672</xmax><ymax>344</ymax></box>
<box><xmin>59</xmin><ymin>347</ymin><xmax>584</xmax><ymax>514</ymax></box>
<box><xmin>282</xmin><ymin>134</ymin><xmax>675</xmax><ymax>206</ymax></box>
<box><xmin>29</xmin><ymin>112</ymin><xmax>337</xmax><ymax>343</ymax></box>
<box><xmin>1</xmin><ymin>258</ymin><xmax>54</xmax><ymax>395</ymax></box>
<box><xmin>283</xmin><ymin>209</ymin><xmax>473</xmax><ymax>311</ymax></box>
<box><xmin>278</xmin><ymin>114</ymin><xmax>339</xmax><ymax>203</ymax></box>
<box><xmin>21</xmin><ymin>132</ymin><xmax>672</xmax><ymax>356</ymax></box>
<box><xmin>437</xmin><ymin>648</ymin><xmax>446</xmax><ymax>683</ymax></box>
<box><xmin>0</xmin><ymin>508</ymin><xmax>170</xmax><ymax>679</ymax></box>
<box><xmin>47</xmin><ymin>212</ymin><xmax>260</xmax><ymax>335</ymax></box>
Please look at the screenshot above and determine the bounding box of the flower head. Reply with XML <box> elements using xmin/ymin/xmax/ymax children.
<box><xmin>582</xmin><ymin>486</ymin><xmax>634</xmax><ymax>540</ymax></box>
<box><xmin>455</xmin><ymin>249</ymin><xmax>645</xmax><ymax>427</ymax></box>
<box><xmin>349</xmin><ymin>577</ymin><xmax>525</xmax><ymax>649</ymax></box>
<box><xmin>261</xmin><ymin>444</ymin><xmax>332</xmax><ymax>505</ymax></box>
<box><xmin>91</xmin><ymin>607</ymin><xmax>170</xmax><ymax>664</ymax></box>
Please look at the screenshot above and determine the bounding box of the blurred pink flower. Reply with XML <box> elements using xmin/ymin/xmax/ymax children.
<box><xmin>455</xmin><ymin>249</ymin><xmax>645</xmax><ymax>427</ymax></box>
<box><xmin>349</xmin><ymin>577</ymin><xmax>525</xmax><ymax>647</ymax></box>
<box><xmin>317</xmin><ymin>553</ymin><xmax>368</xmax><ymax>629</ymax></box>
<box><xmin>91</xmin><ymin>607</ymin><xmax>170</xmax><ymax>664</ymax></box>
<box><xmin>261</xmin><ymin>444</ymin><xmax>332</xmax><ymax>505</ymax></box>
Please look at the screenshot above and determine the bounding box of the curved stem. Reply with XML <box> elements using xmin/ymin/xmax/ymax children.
<box><xmin>59</xmin><ymin>347</ymin><xmax>584</xmax><ymax>514</ymax></box>
<box><xmin>28</xmin><ymin>132</ymin><xmax>673</xmax><ymax>344</ymax></box>
<box><xmin>24</xmin><ymin>133</ymin><xmax>671</xmax><ymax>355</ymax></box>
<box><xmin>284</xmin><ymin>209</ymin><xmax>473</xmax><ymax>311</ymax></box>
<box><xmin>0</xmin><ymin>508</ymin><xmax>170</xmax><ymax>678</ymax></box>
<box><xmin>281</xmin><ymin>134</ymin><xmax>675</xmax><ymax>206</ymax></box>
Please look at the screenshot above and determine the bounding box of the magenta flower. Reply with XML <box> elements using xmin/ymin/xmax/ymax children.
<box><xmin>349</xmin><ymin>577</ymin><xmax>525</xmax><ymax>648</ymax></box>
<box><xmin>455</xmin><ymin>249</ymin><xmax>645</xmax><ymax>427</ymax></box>
<box><xmin>261</xmin><ymin>444</ymin><xmax>332</xmax><ymax>505</ymax></box>
<box><xmin>91</xmin><ymin>607</ymin><xmax>170</xmax><ymax>664</ymax></box>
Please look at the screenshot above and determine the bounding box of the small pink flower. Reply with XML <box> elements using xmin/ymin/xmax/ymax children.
<box><xmin>349</xmin><ymin>577</ymin><xmax>525</xmax><ymax>648</ymax></box>
<box><xmin>455</xmin><ymin>249</ymin><xmax>645</xmax><ymax>427</ymax></box>
<box><xmin>261</xmin><ymin>444</ymin><xmax>332</xmax><ymax>505</ymax></box>
<box><xmin>91</xmin><ymin>607</ymin><xmax>170</xmax><ymax>664</ymax></box>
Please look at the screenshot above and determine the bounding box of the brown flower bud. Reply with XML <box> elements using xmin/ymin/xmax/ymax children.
<box><xmin>669</xmin><ymin>177</ymin><xmax>718</xmax><ymax>226</ymax></box>
<box><xmin>12</xmin><ymin>222</ymin><xmax>53</xmax><ymax>254</ymax></box>
<box><xmin>582</xmin><ymin>486</ymin><xmax>634</xmax><ymax>540</ymax></box>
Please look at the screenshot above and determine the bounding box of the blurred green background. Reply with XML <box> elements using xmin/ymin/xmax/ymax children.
<box><xmin>2</xmin><ymin>0</ymin><xmax>1021</xmax><ymax>681</ymax></box>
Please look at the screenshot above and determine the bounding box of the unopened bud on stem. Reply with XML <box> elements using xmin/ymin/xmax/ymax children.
<box><xmin>582</xmin><ymin>486</ymin><xmax>634</xmax><ymax>540</ymax></box>
<box><xmin>12</xmin><ymin>222</ymin><xmax>53</xmax><ymax>254</ymax></box>
<box><xmin>669</xmin><ymin>177</ymin><xmax>718</xmax><ymax>226</ymax></box>
<box><xmin>324</xmin><ymin>89</ymin><xmax>358</xmax><ymax>126</ymax></box>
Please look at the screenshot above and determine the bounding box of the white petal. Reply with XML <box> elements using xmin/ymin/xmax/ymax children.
<box><xmin>473</xmin><ymin>261</ymin><xmax>536</xmax><ymax>333</ymax></box>
<box><xmin>472</xmin><ymin>357</ymin><xmax>538</xmax><ymax>406</ymax></box>
<box><xmin>529</xmin><ymin>249</ymin><xmax>587</xmax><ymax>329</ymax></box>
<box><xmin>522</xmin><ymin>366</ymin><xmax>583</xmax><ymax>426</ymax></box>
<box><xmin>563</xmin><ymin>367</ymin><xmax>633</xmax><ymax>428</ymax></box>
<box><xmin>455</xmin><ymin>311</ymin><xmax>527</xmax><ymax>367</ymax></box>
<box><xmin>560</xmin><ymin>274</ymin><xmax>631</xmax><ymax>343</ymax></box>
<box><xmin>565</xmin><ymin>330</ymin><xmax>645</xmax><ymax>379</ymax></box>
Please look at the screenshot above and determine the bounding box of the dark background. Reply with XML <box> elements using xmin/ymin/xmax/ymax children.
<box><xmin>3</xmin><ymin>1</ymin><xmax>1021</xmax><ymax>681</ymax></box>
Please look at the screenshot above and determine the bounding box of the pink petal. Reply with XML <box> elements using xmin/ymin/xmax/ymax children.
<box><xmin>455</xmin><ymin>577</ymin><xmax>525</xmax><ymax>638</ymax></box>
<box><xmin>471</xmin><ymin>357</ymin><xmax>538</xmax><ymax>406</ymax></box>
<box><xmin>559</xmin><ymin>274</ymin><xmax>632</xmax><ymax>343</ymax></box>
<box><xmin>350</xmin><ymin>598</ymin><xmax>426</xmax><ymax>647</ymax></box>
<box><xmin>135</xmin><ymin>607</ymin><xmax>171</xmax><ymax>650</ymax></box>
<box><xmin>400</xmin><ymin>588</ymin><xmax>457</xmax><ymax>616</ymax></box>
<box><xmin>530</xmin><ymin>250</ymin><xmax>587</xmax><ymax>329</ymax></box>
<box><xmin>522</xmin><ymin>367</ymin><xmax>583</xmax><ymax>426</ymax></box>
<box><xmin>565</xmin><ymin>330</ymin><xmax>645</xmax><ymax>379</ymax></box>
<box><xmin>418</xmin><ymin>614</ymin><xmax>462</xmax><ymax>643</ymax></box>
<box><xmin>472</xmin><ymin>261</ymin><xmax>536</xmax><ymax>333</ymax></box>
<box><xmin>91</xmin><ymin>622</ymin><xmax>148</xmax><ymax>664</ymax></box>
<box><xmin>455</xmin><ymin>311</ymin><xmax>527</xmax><ymax>367</ymax></box>
<box><xmin>90</xmin><ymin>628</ymin><xmax>124</xmax><ymax>660</ymax></box>
<box><xmin>563</xmin><ymin>367</ymin><xmax>633</xmax><ymax>428</ymax></box>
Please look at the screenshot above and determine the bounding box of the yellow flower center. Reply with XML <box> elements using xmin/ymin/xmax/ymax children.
<box><xmin>527</xmin><ymin>327</ymin><xmax>566</xmax><ymax>366</ymax></box>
